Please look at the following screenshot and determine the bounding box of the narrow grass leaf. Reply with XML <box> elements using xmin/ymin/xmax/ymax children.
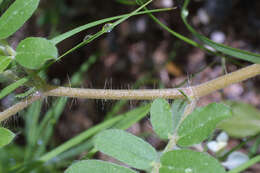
<box><xmin>15</xmin><ymin>87</ymin><xmax>36</xmax><ymax>98</ymax></box>
<box><xmin>218</xmin><ymin>101</ymin><xmax>260</xmax><ymax>138</ymax></box>
<box><xmin>34</xmin><ymin>97</ymin><xmax>68</xmax><ymax>157</ymax></box>
<box><xmin>181</xmin><ymin>0</ymin><xmax>260</xmax><ymax>63</ymax></box>
<box><xmin>24</xmin><ymin>100</ymin><xmax>42</xmax><ymax>146</ymax></box>
<box><xmin>160</xmin><ymin>149</ymin><xmax>226</xmax><ymax>173</ymax></box>
<box><xmin>94</xmin><ymin>129</ymin><xmax>157</xmax><ymax>170</ymax></box>
<box><xmin>116</xmin><ymin>0</ymin><xmax>136</xmax><ymax>5</ymax></box>
<box><xmin>65</xmin><ymin>160</ymin><xmax>137</xmax><ymax>173</ymax></box>
<box><xmin>0</xmin><ymin>56</ymin><xmax>12</xmax><ymax>73</ymax></box>
<box><xmin>58</xmin><ymin>103</ymin><xmax>151</xmax><ymax>161</ymax></box>
<box><xmin>0</xmin><ymin>0</ymin><xmax>40</xmax><ymax>39</ymax></box>
<box><xmin>0</xmin><ymin>77</ymin><xmax>28</xmax><ymax>99</ymax></box>
<box><xmin>40</xmin><ymin>115</ymin><xmax>124</xmax><ymax>162</ymax></box>
<box><xmin>24</xmin><ymin>100</ymin><xmax>42</xmax><ymax>161</ymax></box>
<box><xmin>177</xmin><ymin>103</ymin><xmax>232</xmax><ymax>147</ymax></box>
<box><xmin>45</xmin><ymin>1</ymin><xmax>153</xmax><ymax>69</ymax></box>
<box><xmin>15</xmin><ymin>37</ymin><xmax>58</xmax><ymax>69</ymax></box>
<box><xmin>108</xmin><ymin>0</ymin><xmax>153</xmax><ymax>30</ymax></box>
<box><xmin>51</xmin><ymin>8</ymin><xmax>172</xmax><ymax>45</ymax></box>
<box><xmin>8</xmin><ymin>161</ymin><xmax>43</xmax><ymax>173</ymax></box>
<box><xmin>150</xmin><ymin>99</ymin><xmax>173</xmax><ymax>140</ymax></box>
<box><xmin>0</xmin><ymin>127</ymin><xmax>15</xmax><ymax>147</ymax></box>
<box><xmin>70</xmin><ymin>55</ymin><xmax>97</xmax><ymax>86</ymax></box>
<box><xmin>114</xmin><ymin>103</ymin><xmax>151</xmax><ymax>129</ymax></box>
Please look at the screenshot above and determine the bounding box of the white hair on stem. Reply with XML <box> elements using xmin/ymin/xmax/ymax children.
<box><xmin>0</xmin><ymin>64</ymin><xmax>260</xmax><ymax>123</ymax></box>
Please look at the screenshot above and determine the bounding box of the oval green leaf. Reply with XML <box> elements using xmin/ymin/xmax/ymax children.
<box><xmin>177</xmin><ymin>103</ymin><xmax>232</xmax><ymax>147</ymax></box>
<box><xmin>15</xmin><ymin>37</ymin><xmax>58</xmax><ymax>69</ymax></box>
<box><xmin>150</xmin><ymin>99</ymin><xmax>173</xmax><ymax>139</ymax></box>
<box><xmin>160</xmin><ymin>149</ymin><xmax>226</xmax><ymax>173</ymax></box>
<box><xmin>218</xmin><ymin>101</ymin><xmax>260</xmax><ymax>138</ymax></box>
<box><xmin>0</xmin><ymin>127</ymin><xmax>15</xmax><ymax>147</ymax></box>
<box><xmin>0</xmin><ymin>56</ymin><xmax>12</xmax><ymax>73</ymax></box>
<box><xmin>65</xmin><ymin>160</ymin><xmax>137</xmax><ymax>173</ymax></box>
<box><xmin>0</xmin><ymin>0</ymin><xmax>40</xmax><ymax>39</ymax></box>
<box><xmin>94</xmin><ymin>129</ymin><xmax>157</xmax><ymax>170</ymax></box>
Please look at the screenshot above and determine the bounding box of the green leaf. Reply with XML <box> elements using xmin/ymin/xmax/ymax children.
<box><xmin>65</xmin><ymin>160</ymin><xmax>137</xmax><ymax>173</ymax></box>
<box><xmin>160</xmin><ymin>149</ymin><xmax>226</xmax><ymax>173</ymax></box>
<box><xmin>0</xmin><ymin>127</ymin><xmax>15</xmax><ymax>147</ymax></box>
<box><xmin>94</xmin><ymin>129</ymin><xmax>157</xmax><ymax>170</ymax></box>
<box><xmin>218</xmin><ymin>101</ymin><xmax>260</xmax><ymax>138</ymax></box>
<box><xmin>15</xmin><ymin>37</ymin><xmax>58</xmax><ymax>69</ymax></box>
<box><xmin>0</xmin><ymin>77</ymin><xmax>28</xmax><ymax>99</ymax></box>
<box><xmin>172</xmin><ymin>99</ymin><xmax>188</xmax><ymax>133</ymax></box>
<box><xmin>150</xmin><ymin>99</ymin><xmax>173</xmax><ymax>139</ymax></box>
<box><xmin>0</xmin><ymin>56</ymin><xmax>12</xmax><ymax>73</ymax></box>
<box><xmin>0</xmin><ymin>0</ymin><xmax>40</xmax><ymax>39</ymax></box>
<box><xmin>177</xmin><ymin>103</ymin><xmax>232</xmax><ymax>147</ymax></box>
<box><xmin>181</xmin><ymin>0</ymin><xmax>260</xmax><ymax>63</ymax></box>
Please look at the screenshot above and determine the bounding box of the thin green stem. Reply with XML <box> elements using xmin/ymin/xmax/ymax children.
<box><xmin>144</xmin><ymin>7</ymin><xmax>224</xmax><ymax>58</ymax></box>
<box><xmin>163</xmin><ymin>134</ymin><xmax>178</xmax><ymax>153</ymax></box>
<box><xmin>219</xmin><ymin>135</ymin><xmax>257</xmax><ymax>161</ymax></box>
<box><xmin>51</xmin><ymin>7</ymin><xmax>174</xmax><ymax>45</ymax></box>
<box><xmin>41</xmin><ymin>0</ymin><xmax>154</xmax><ymax>71</ymax></box>
<box><xmin>249</xmin><ymin>134</ymin><xmax>260</xmax><ymax>157</ymax></box>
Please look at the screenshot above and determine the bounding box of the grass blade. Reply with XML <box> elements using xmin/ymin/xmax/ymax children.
<box><xmin>0</xmin><ymin>77</ymin><xmax>28</xmax><ymax>99</ymax></box>
<box><xmin>51</xmin><ymin>8</ymin><xmax>173</xmax><ymax>45</ymax></box>
<box><xmin>181</xmin><ymin>0</ymin><xmax>260</xmax><ymax>63</ymax></box>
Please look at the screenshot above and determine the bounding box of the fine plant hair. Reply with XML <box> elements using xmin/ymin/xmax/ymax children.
<box><xmin>1</xmin><ymin>63</ymin><xmax>260</xmax><ymax>122</ymax></box>
<box><xmin>1</xmin><ymin>0</ymin><xmax>260</xmax><ymax>173</ymax></box>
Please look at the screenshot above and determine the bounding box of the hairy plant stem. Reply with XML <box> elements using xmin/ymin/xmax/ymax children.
<box><xmin>0</xmin><ymin>92</ymin><xmax>44</xmax><ymax>122</ymax></box>
<box><xmin>1</xmin><ymin>64</ymin><xmax>260</xmax><ymax>123</ymax></box>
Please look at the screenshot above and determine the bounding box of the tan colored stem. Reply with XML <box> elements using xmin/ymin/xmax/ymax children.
<box><xmin>45</xmin><ymin>64</ymin><xmax>260</xmax><ymax>99</ymax></box>
<box><xmin>194</xmin><ymin>64</ymin><xmax>260</xmax><ymax>97</ymax></box>
<box><xmin>1</xmin><ymin>64</ymin><xmax>260</xmax><ymax>123</ymax></box>
<box><xmin>0</xmin><ymin>93</ymin><xmax>44</xmax><ymax>122</ymax></box>
<box><xmin>45</xmin><ymin>86</ymin><xmax>186</xmax><ymax>100</ymax></box>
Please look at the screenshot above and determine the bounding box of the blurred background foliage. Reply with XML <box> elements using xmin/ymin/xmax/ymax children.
<box><xmin>0</xmin><ymin>0</ymin><xmax>260</xmax><ymax>172</ymax></box>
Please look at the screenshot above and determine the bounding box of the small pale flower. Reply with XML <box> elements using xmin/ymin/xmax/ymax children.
<box><xmin>207</xmin><ymin>132</ymin><xmax>228</xmax><ymax>153</ymax></box>
<box><xmin>222</xmin><ymin>151</ymin><xmax>249</xmax><ymax>170</ymax></box>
